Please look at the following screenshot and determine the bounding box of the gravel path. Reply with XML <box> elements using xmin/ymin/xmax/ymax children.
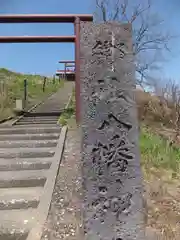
<box><xmin>41</xmin><ymin>125</ymin><xmax>83</xmax><ymax>240</ymax></box>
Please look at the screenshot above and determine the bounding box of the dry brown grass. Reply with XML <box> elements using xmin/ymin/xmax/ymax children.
<box><xmin>135</xmin><ymin>89</ymin><xmax>172</xmax><ymax>127</ymax></box>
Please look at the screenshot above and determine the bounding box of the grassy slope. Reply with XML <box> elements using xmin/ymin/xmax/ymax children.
<box><xmin>0</xmin><ymin>68</ymin><xmax>63</xmax><ymax>119</ymax></box>
<box><xmin>137</xmin><ymin>90</ymin><xmax>180</xmax><ymax>239</ymax></box>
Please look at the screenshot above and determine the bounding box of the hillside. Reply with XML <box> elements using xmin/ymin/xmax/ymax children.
<box><xmin>0</xmin><ymin>68</ymin><xmax>62</xmax><ymax>120</ymax></box>
<box><xmin>134</xmin><ymin>89</ymin><xmax>180</xmax><ymax>239</ymax></box>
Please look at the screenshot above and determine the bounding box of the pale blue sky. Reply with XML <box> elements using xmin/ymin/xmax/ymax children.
<box><xmin>0</xmin><ymin>0</ymin><xmax>179</xmax><ymax>80</ymax></box>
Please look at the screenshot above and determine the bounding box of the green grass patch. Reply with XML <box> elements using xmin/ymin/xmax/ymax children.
<box><xmin>140</xmin><ymin>126</ymin><xmax>180</xmax><ymax>172</ymax></box>
<box><xmin>59</xmin><ymin>87</ymin><xmax>75</xmax><ymax>126</ymax></box>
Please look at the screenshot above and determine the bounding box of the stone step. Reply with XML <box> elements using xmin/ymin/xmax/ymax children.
<box><xmin>15</xmin><ymin>120</ymin><xmax>58</xmax><ymax>125</ymax></box>
<box><xmin>20</xmin><ymin>116</ymin><xmax>59</xmax><ymax>121</ymax></box>
<box><xmin>0</xmin><ymin>126</ymin><xmax>61</xmax><ymax>135</ymax></box>
<box><xmin>12</xmin><ymin>124</ymin><xmax>60</xmax><ymax>128</ymax></box>
<box><xmin>0</xmin><ymin>187</ymin><xmax>43</xmax><ymax>210</ymax></box>
<box><xmin>35</xmin><ymin>108</ymin><xmax>62</xmax><ymax>111</ymax></box>
<box><xmin>0</xmin><ymin>124</ymin><xmax>59</xmax><ymax>128</ymax></box>
<box><xmin>0</xmin><ymin>209</ymin><xmax>37</xmax><ymax>240</ymax></box>
<box><xmin>0</xmin><ymin>140</ymin><xmax>58</xmax><ymax>148</ymax></box>
<box><xmin>0</xmin><ymin>158</ymin><xmax>52</xmax><ymax>171</ymax></box>
<box><xmin>18</xmin><ymin>118</ymin><xmax>58</xmax><ymax>122</ymax></box>
<box><xmin>33</xmin><ymin>107</ymin><xmax>62</xmax><ymax>110</ymax></box>
<box><xmin>0</xmin><ymin>170</ymin><xmax>48</xmax><ymax>188</ymax></box>
<box><xmin>26</xmin><ymin>111</ymin><xmax>61</xmax><ymax>117</ymax></box>
<box><xmin>0</xmin><ymin>147</ymin><xmax>55</xmax><ymax>159</ymax></box>
<box><xmin>33</xmin><ymin>102</ymin><xmax>62</xmax><ymax>107</ymax></box>
<box><xmin>0</xmin><ymin>133</ymin><xmax>60</xmax><ymax>141</ymax></box>
<box><xmin>0</xmin><ymin>231</ymin><xmax>28</xmax><ymax>240</ymax></box>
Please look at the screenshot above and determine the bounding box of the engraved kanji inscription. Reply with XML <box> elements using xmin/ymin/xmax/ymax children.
<box><xmin>80</xmin><ymin>22</ymin><xmax>145</xmax><ymax>240</ymax></box>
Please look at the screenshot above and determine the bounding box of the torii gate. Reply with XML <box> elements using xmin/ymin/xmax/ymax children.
<box><xmin>0</xmin><ymin>14</ymin><xmax>93</xmax><ymax>123</ymax></box>
<box><xmin>58</xmin><ymin>60</ymin><xmax>75</xmax><ymax>80</ymax></box>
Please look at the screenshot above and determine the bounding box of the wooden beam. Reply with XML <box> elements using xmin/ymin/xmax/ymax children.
<box><xmin>0</xmin><ymin>14</ymin><xmax>93</xmax><ymax>23</ymax></box>
<box><xmin>0</xmin><ymin>36</ymin><xmax>76</xmax><ymax>43</ymax></box>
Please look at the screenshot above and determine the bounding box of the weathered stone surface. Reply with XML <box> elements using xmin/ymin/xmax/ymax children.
<box><xmin>80</xmin><ymin>22</ymin><xmax>145</xmax><ymax>240</ymax></box>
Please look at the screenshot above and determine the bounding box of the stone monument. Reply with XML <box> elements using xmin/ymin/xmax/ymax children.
<box><xmin>80</xmin><ymin>22</ymin><xmax>145</xmax><ymax>240</ymax></box>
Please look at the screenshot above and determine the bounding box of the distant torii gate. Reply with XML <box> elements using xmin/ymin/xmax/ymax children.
<box><xmin>59</xmin><ymin>60</ymin><xmax>75</xmax><ymax>80</ymax></box>
<box><xmin>0</xmin><ymin>14</ymin><xmax>93</xmax><ymax>123</ymax></box>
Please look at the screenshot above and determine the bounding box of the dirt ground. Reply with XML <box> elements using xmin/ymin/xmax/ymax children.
<box><xmin>144</xmin><ymin>170</ymin><xmax>180</xmax><ymax>239</ymax></box>
<box><xmin>41</xmin><ymin>122</ymin><xmax>83</xmax><ymax>240</ymax></box>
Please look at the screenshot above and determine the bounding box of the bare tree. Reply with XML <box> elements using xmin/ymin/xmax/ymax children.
<box><xmin>93</xmin><ymin>0</ymin><xmax>174</xmax><ymax>86</ymax></box>
<box><xmin>151</xmin><ymin>77</ymin><xmax>180</xmax><ymax>144</ymax></box>
<box><xmin>163</xmin><ymin>80</ymin><xmax>180</xmax><ymax>134</ymax></box>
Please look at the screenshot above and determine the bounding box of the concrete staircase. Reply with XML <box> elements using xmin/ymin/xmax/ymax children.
<box><xmin>0</xmin><ymin>83</ymin><xmax>72</xmax><ymax>240</ymax></box>
<box><xmin>0</xmin><ymin>124</ymin><xmax>64</xmax><ymax>240</ymax></box>
<box><xmin>14</xmin><ymin>116</ymin><xmax>59</xmax><ymax>125</ymax></box>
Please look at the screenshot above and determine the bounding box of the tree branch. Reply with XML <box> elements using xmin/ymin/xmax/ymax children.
<box><xmin>93</xmin><ymin>0</ymin><xmax>175</xmax><ymax>86</ymax></box>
